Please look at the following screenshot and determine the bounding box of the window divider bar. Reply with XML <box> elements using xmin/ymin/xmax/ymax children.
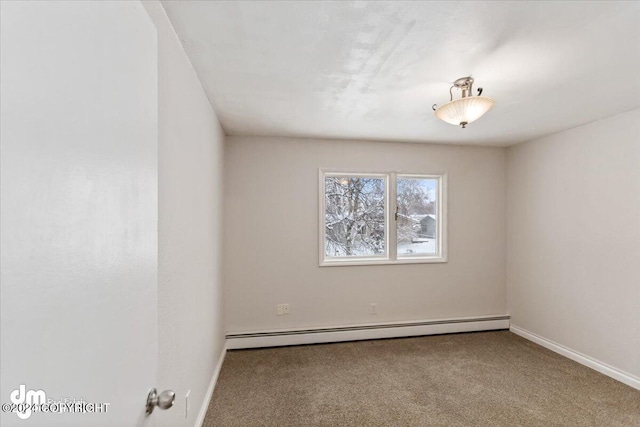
<box><xmin>389</xmin><ymin>173</ymin><xmax>398</xmax><ymax>261</ymax></box>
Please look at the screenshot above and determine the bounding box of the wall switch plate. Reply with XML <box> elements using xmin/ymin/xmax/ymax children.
<box><xmin>370</xmin><ymin>303</ymin><xmax>377</xmax><ymax>315</ymax></box>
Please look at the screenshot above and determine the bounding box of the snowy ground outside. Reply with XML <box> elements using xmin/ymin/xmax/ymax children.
<box><xmin>397</xmin><ymin>239</ymin><xmax>436</xmax><ymax>256</ymax></box>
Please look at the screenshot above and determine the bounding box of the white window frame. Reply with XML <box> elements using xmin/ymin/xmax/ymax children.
<box><xmin>319</xmin><ymin>170</ymin><xmax>447</xmax><ymax>267</ymax></box>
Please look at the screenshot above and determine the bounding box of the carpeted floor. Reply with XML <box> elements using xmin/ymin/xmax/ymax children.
<box><xmin>203</xmin><ymin>331</ymin><xmax>640</xmax><ymax>426</ymax></box>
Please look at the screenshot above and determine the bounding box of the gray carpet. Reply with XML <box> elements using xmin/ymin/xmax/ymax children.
<box><xmin>203</xmin><ymin>331</ymin><xmax>640</xmax><ymax>426</ymax></box>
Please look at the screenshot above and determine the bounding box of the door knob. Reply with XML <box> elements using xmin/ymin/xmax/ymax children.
<box><xmin>146</xmin><ymin>388</ymin><xmax>175</xmax><ymax>415</ymax></box>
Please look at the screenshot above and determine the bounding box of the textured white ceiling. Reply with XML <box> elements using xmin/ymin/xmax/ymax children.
<box><xmin>161</xmin><ymin>1</ymin><xmax>640</xmax><ymax>146</ymax></box>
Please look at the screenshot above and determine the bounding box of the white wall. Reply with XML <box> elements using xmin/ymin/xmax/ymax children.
<box><xmin>1</xmin><ymin>2</ymin><xmax>158</xmax><ymax>425</ymax></box>
<box><xmin>224</xmin><ymin>136</ymin><xmax>507</xmax><ymax>333</ymax></box>
<box><xmin>507</xmin><ymin>108</ymin><xmax>640</xmax><ymax>379</ymax></box>
<box><xmin>143</xmin><ymin>2</ymin><xmax>226</xmax><ymax>426</ymax></box>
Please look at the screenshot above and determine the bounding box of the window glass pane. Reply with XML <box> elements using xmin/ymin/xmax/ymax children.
<box><xmin>397</xmin><ymin>177</ymin><xmax>438</xmax><ymax>256</ymax></box>
<box><xmin>324</xmin><ymin>176</ymin><xmax>385</xmax><ymax>258</ymax></box>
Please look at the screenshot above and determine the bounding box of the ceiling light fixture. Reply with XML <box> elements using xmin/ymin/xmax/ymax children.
<box><xmin>432</xmin><ymin>77</ymin><xmax>494</xmax><ymax>128</ymax></box>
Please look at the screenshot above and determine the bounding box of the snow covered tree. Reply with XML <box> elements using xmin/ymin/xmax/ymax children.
<box><xmin>324</xmin><ymin>177</ymin><xmax>385</xmax><ymax>256</ymax></box>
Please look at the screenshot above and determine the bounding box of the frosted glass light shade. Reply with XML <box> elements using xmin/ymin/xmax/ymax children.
<box><xmin>434</xmin><ymin>96</ymin><xmax>495</xmax><ymax>126</ymax></box>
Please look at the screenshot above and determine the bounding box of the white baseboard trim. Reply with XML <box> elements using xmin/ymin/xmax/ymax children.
<box><xmin>226</xmin><ymin>315</ymin><xmax>510</xmax><ymax>350</ymax></box>
<box><xmin>510</xmin><ymin>324</ymin><xmax>640</xmax><ymax>391</ymax></box>
<box><xmin>195</xmin><ymin>341</ymin><xmax>228</xmax><ymax>427</ymax></box>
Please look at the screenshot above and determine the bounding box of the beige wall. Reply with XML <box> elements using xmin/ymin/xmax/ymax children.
<box><xmin>507</xmin><ymin>108</ymin><xmax>640</xmax><ymax>378</ymax></box>
<box><xmin>145</xmin><ymin>3</ymin><xmax>226</xmax><ymax>426</ymax></box>
<box><xmin>224</xmin><ymin>136</ymin><xmax>507</xmax><ymax>333</ymax></box>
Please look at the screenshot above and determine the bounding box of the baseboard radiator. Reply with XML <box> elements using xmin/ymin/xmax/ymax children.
<box><xmin>226</xmin><ymin>315</ymin><xmax>510</xmax><ymax>349</ymax></box>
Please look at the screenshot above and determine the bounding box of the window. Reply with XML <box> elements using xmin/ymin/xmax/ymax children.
<box><xmin>320</xmin><ymin>171</ymin><xmax>446</xmax><ymax>266</ymax></box>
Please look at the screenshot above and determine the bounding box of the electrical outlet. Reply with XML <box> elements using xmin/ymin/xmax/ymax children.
<box><xmin>185</xmin><ymin>390</ymin><xmax>190</xmax><ymax>419</ymax></box>
<box><xmin>370</xmin><ymin>303</ymin><xmax>377</xmax><ymax>315</ymax></box>
<box><xmin>277</xmin><ymin>303</ymin><xmax>290</xmax><ymax>315</ymax></box>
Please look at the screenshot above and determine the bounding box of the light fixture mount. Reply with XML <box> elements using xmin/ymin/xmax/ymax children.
<box><xmin>452</xmin><ymin>76</ymin><xmax>476</xmax><ymax>97</ymax></box>
<box><xmin>432</xmin><ymin>76</ymin><xmax>494</xmax><ymax>128</ymax></box>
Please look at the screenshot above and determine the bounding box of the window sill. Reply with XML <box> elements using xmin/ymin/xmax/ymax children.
<box><xmin>319</xmin><ymin>256</ymin><xmax>448</xmax><ymax>267</ymax></box>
